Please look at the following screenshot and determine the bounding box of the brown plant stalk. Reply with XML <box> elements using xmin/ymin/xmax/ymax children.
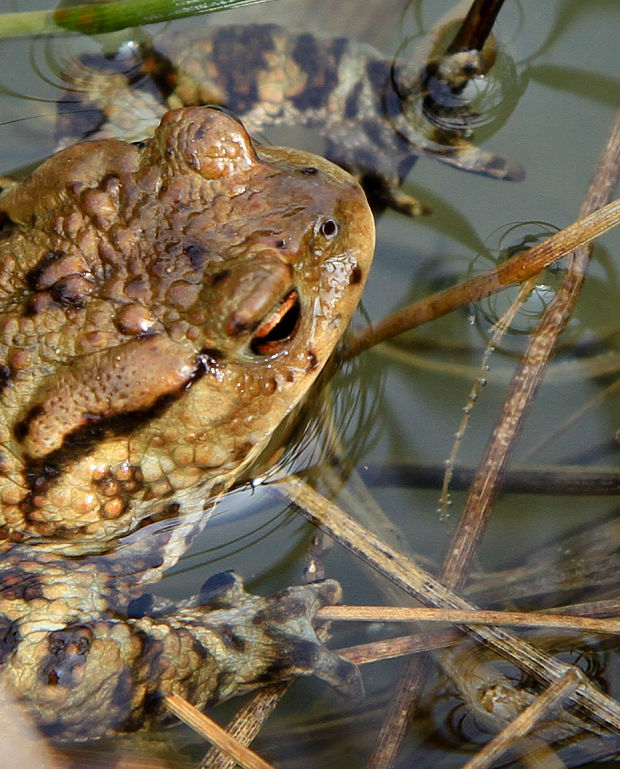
<box><xmin>364</xmin><ymin>108</ymin><xmax>620</xmax><ymax>769</ymax></box>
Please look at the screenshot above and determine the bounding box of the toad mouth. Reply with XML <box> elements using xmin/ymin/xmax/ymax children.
<box><xmin>250</xmin><ymin>289</ymin><xmax>300</xmax><ymax>356</ymax></box>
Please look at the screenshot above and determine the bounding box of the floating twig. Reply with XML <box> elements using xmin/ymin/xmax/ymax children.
<box><xmin>318</xmin><ymin>605</ymin><xmax>620</xmax><ymax>634</ymax></box>
<box><xmin>277</xmin><ymin>475</ymin><xmax>620</xmax><ymax>733</ymax></box>
<box><xmin>337</xmin><ymin>628</ymin><xmax>462</xmax><ymax>666</ymax></box>
<box><xmin>165</xmin><ymin>694</ymin><xmax>276</xmax><ymax>769</ymax></box>
<box><xmin>447</xmin><ymin>0</ymin><xmax>508</xmax><ymax>54</ymax></box>
<box><xmin>347</xmin><ymin>197</ymin><xmax>620</xmax><ymax>358</ymax></box>
<box><xmin>440</xmin><ymin>108</ymin><xmax>620</xmax><ymax>589</ymax></box>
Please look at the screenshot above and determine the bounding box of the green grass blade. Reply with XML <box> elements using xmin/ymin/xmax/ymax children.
<box><xmin>1</xmin><ymin>0</ymin><xmax>271</xmax><ymax>39</ymax></box>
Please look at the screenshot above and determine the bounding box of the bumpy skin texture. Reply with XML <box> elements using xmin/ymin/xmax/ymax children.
<box><xmin>0</xmin><ymin>106</ymin><xmax>374</xmax><ymax>548</ymax></box>
<box><xmin>0</xmin><ymin>106</ymin><xmax>373</xmax><ymax>738</ymax></box>
<box><xmin>57</xmin><ymin>24</ymin><xmax>523</xmax><ymax>218</ymax></box>
<box><xmin>1</xmin><ymin>546</ymin><xmax>360</xmax><ymax>740</ymax></box>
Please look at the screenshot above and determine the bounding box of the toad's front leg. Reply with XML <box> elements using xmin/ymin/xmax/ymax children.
<box><xmin>11</xmin><ymin>574</ymin><xmax>361</xmax><ymax>741</ymax></box>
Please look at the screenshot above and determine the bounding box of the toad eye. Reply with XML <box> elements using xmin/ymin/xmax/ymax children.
<box><xmin>319</xmin><ymin>218</ymin><xmax>339</xmax><ymax>239</ymax></box>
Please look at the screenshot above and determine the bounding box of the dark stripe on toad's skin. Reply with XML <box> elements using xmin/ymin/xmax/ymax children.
<box><xmin>214</xmin><ymin>623</ymin><xmax>247</xmax><ymax>653</ymax></box>
<box><xmin>211</xmin><ymin>25</ymin><xmax>277</xmax><ymax>113</ymax></box>
<box><xmin>290</xmin><ymin>35</ymin><xmax>345</xmax><ymax>112</ymax></box>
<box><xmin>16</xmin><ymin>347</ymin><xmax>210</xmax><ymax>492</ymax></box>
<box><xmin>24</xmin><ymin>251</ymin><xmax>64</xmax><ymax>292</ymax></box>
<box><xmin>163</xmin><ymin>501</ymin><xmax>180</xmax><ymax>517</ymax></box>
<box><xmin>0</xmin><ymin>364</ymin><xmax>11</xmax><ymax>394</ymax></box>
<box><xmin>365</xmin><ymin>59</ymin><xmax>390</xmax><ymax>94</ymax></box>
<box><xmin>211</xmin><ymin>269</ymin><xmax>231</xmax><ymax>287</ymax></box>
<box><xmin>47</xmin><ymin>279</ymin><xmax>87</xmax><ymax>311</ymax></box>
<box><xmin>0</xmin><ymin>567</ymin><xmax>44</xmax><ymax>600</ymax></box>
<box><xmin>16</xmin><ymin>400</ymin><xmax>174</xmax><ymax>514</ymax></box>
<box><xmin>290</xmin><ymin>638</ymin><xmax>320</xmax><ymax>669</ymax></box>
<box><xmin>254</xmin><ymin>652</ymin><xmax>295</xmax><ymax>683</ymax></box>
<box><xmin>134</xmin><ymin>45</ymin><xmax>178</xmax><ymax>102</ymax></box>
<box><xmin>0</xmin><ymin>616</ymin><xmax>19</xmax><ymax>663</ymax></box>
<box><xmin>192</xmin><ymin>638</ymin><xmax>208</xmax><ymax>663</ymax></box>
<box><xmin>344</xmin><ymin>79</ymin><xmax>364</xmax><ymax>119</ymax></box>
<box><xmin>363</xmin><ymin>117</ymin><xmax>387</xmax><ymax>149</ymax></box>
<box><xmin>13</xmin><ymin>404</ymin><xmax>44</xmax><ymax>443</ymax></box>
<box><xmin>253</xmin><ymin>595</ymin><xmax>308</xmax><ymax>628</ymax></box>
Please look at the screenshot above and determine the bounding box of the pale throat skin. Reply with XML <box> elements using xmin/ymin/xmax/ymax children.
<box><xmin>0</xmin><ymin>106</ymin><xmax>374</xmax><ymax>740</ymax></box>
<box><xmin>0</xmin><ymin>106</ymin><xmax>375</xmax><ymax>552</ymax></box>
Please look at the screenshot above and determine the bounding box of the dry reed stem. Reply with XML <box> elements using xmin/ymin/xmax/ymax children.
<box><xmin>347</xmin><ymin>196</ymin><xmax>620</xmax><ymax>358</ymax></box>
<box><xmin>190</xmin><ymin>95</ymin><xmax>620</xmax><ymax>769</ymax></box>
<box><xmin>277</xmin><ymin>475</ymin><xmax>620</xmax><ymax>733</ymax></box>
<box><xmin>337</xmin><ymin>628</ymin><xmax>462</xmax><ymax>665</ymax></box>
<box><xmin>164</xmin><ymin>695</ymin><xmax>276</xmax><ymax>769</ymax></box>
<box><xmin>198</xmin><ymin>685</ymin><xmax>289</xmax><ymax>769</ymax></box>
<box><xmin>317</xmin><ymin>605</ymin><xmax>620</xmax><ymax>634</ymax></box>
<box><xmin>364</xmin><ymin>106</ymin><xmax>620</xmax><ymax>769</ymax></box>
<box><xmin>440</xmin><ymin>274</ymin><xmax>539</xmax><ymax>516</ymax></box>
<box><xmin>447</xmin><ymin>0</ymin><xmax>507</xmax><ymax>53</ymax></box>
<box><xmin>458</xmin><ymin>670</ymin><xmax>581</xmax><ymax>769</ymax></box>
<box><xmin>440</xmin><ymin>108</ymin><xmax>620</xmax><ymax>589</ymax></box>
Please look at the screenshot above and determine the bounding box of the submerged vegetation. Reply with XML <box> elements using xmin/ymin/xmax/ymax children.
<box><xmin>0</xmin><ymin>0</ymin><xmax>618</xmax><ymax>767</ymax></box>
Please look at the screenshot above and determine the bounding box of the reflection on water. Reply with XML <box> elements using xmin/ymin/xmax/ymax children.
<box><xmin>1</xmin><ymin>0</ymin><xmax>619</xmax><ymax>766</ymax></box>
<box><xmin>471</xmin><ymin>221</ymin><xmax>564</xmax><ymax>343</ymax></box>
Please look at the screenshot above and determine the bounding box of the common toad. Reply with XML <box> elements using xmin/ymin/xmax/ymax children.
<box><xmin>57</xmin><ymin>23</ymin><xmax>523</xmax><ymax>218</ymax></box>
<box><xmin>0</xmin><ymin>106</ymin><xmax>373</xmax><ymax>739</ymax></box>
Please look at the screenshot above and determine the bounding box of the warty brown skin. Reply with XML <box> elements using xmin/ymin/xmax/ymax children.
<box><xmin>0</xmin><ymin>106</ymin><xmax>374</xmax><ymax>739</ymax></box>
<box><xmin>0</xmin><ymin>106</ymin><xmax>374</xmax><ymax>549</ymax></box>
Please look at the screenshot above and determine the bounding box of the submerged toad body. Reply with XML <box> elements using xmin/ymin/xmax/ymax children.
<box><xmin>0</xmin><ymin>107</ymin><xmax>374</xmax><ymax>738</ymax></box>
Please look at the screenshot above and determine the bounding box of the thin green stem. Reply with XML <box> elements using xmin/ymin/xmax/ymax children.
<box><xmin>1</xmin><ymin>0</ymin><xmax>270</xmax><ymax>39</ymax></box>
